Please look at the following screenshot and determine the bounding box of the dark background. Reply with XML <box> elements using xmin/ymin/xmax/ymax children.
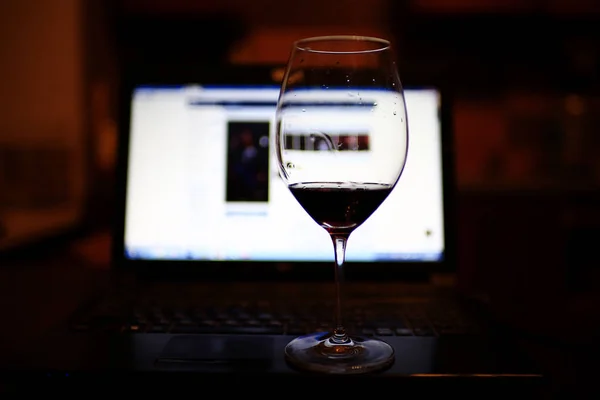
<box><xmin>1</xmin><ymin>0</ymin><xmax>599</xmax><ymax>394</ymax></box>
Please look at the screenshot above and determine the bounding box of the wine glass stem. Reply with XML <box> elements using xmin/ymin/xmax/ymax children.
<box><xmin>331</xmin><ymin>234</ymin><xmax>349</xmax><ymax>344</ymax></box>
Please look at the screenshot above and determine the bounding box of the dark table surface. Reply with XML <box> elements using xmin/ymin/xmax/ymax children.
<box><xmin>1</xmin><ymin>230</ymin><xmax>599</xmax><ymax>397</ymax></box>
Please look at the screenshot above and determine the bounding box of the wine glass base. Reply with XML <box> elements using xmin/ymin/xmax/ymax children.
<box><xmin>284</xmin><ymin>332</ymin><xmax>395</xmax><ymax>374</ymax></box>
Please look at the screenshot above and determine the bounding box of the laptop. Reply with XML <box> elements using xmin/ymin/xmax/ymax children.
<box><xmin>30</xmin><ymin>64</ymin><xmax>542</xmax><ymax>385</ymax></box>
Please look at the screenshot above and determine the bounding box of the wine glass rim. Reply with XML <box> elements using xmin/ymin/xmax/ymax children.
<box><xmin>294</xmin><ymin>35</ymin><xmax>391</xmax><ymax>54</ymax></box>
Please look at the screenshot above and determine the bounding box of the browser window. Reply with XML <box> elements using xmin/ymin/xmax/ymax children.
<box><xmin>124</xmin><ymin>85</ymin><xmax>444</xmax><ymax>263</ymax></box>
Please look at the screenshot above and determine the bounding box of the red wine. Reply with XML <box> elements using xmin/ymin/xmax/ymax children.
<box><xmin>289</xmin><ymin>182</ymin><xmax>393</xmax><ymax>234</ymax></box>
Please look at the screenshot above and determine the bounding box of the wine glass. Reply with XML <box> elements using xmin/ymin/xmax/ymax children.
<box><xmin>275</xmin><ymin>36</ymin><xmax>408</xmax><ymax>374</ymax></box>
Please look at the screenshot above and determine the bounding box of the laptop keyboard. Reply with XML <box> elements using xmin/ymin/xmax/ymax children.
<box><xmin>70</xmin><ymin>299</ymin><xmax>482</xmax><ymax>337</ymax></box>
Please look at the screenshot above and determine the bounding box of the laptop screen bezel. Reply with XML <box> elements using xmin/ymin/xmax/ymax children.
<box><xmin>112</xmin><ymin>63</ymin><xmax>457</xmax><ymax>282</ymax></box>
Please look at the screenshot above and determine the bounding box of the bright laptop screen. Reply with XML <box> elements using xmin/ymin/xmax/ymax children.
<box><xmin>123</xmin><ymin>85</ymin><xmax>444</xmax><ymax>263</ymax></box>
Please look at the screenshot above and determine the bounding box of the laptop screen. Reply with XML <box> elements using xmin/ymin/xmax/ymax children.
<box><xmin>122</xmin><ymin>84</ymin><xmax>445</xmax><ymax>264</ymax></box>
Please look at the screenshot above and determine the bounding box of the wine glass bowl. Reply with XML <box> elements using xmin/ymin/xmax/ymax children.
<box><xmin>275</xmin><ymin>36</ymin><xmax>408</xmax><ymax>374</ymax></box>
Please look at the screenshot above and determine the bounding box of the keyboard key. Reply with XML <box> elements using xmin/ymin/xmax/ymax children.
<box><xmin>257</xmin><ymin>313</ymin><xmax>273</xmax><ymax>320</ymax></box>
<box><xmin>413</xmin><ymin>327</ymin><xmax>434</xmax><ymax>336</ymax></box>
<box><xmin>375</xmin><ymin>328</ymin><xmax>394</xmax><ymax>336</ymax></box>
<box><xmin>235</xmin><ymin>312</ymin><xmax>251</xmax><ymax>320</ymax></box>
<box><xmin>149</xmin><ymin>324</ymin><xmax>169</xmax><ymax>333</ymax></box>
<box><xmin>123</xmin><ymin>324</ymin><xmax>146</xmax><ymax>333</ymax></box>
<box><xmin>395</xmin><ymin>328</ymin><xmax>413</xmax><ymax>336</ymax></box>
<box><xmin>212</xmin><ymin>312</ymin><xmax>227</xmax><ymax>320</ymax></box>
